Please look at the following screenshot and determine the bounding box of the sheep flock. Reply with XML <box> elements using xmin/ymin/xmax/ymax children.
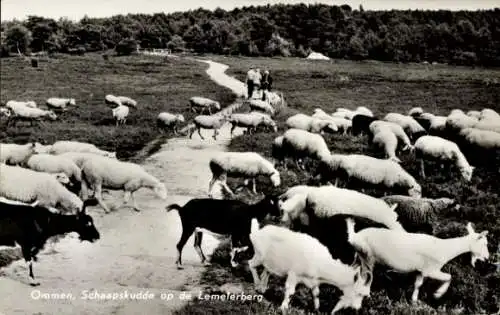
<box><xmin>0</xmin><ymin>62</ymin><xmax>499</xmax><ymax>315</ymax></box>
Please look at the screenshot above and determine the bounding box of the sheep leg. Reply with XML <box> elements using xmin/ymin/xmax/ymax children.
<box><xmin>213</xmin><ymin>129</ymin><xmax>217</xmax><ymax>140</ymax></box>
<box><xmin>94</xmin><ymin>183</ymin><xmax>111</xmax><ymax>213</ymax></box>
<box><xmin>427</xmin><ymin>270</ymin><xmax>452</xmax><ymax>299</ymax></box>
<box><xmin>411</xmin><ymin>273</ymin><xmax>424</xmax><ymax>304</ymax></box>
<box><xmin>251</xmin><ymin>178</ymin><xmax>257</xmax><ymax>194</ymax></box>
<box><xmin>188</xmin><ymin>127</ymin><xmax>194</xmax><ymax>139</ymax></box>
<box><xmin>419</xmin><ymin>159</ymin><xmax>426</xmax><ymax>178</ymax></box>
<box><xmin>311</xmin><ymin>285</ymin><xmax>320</xmax><ymax>311</ymax></box>
<box><xmin>230</xmin><ymin>124</ymin><xmax>236</xmax><ymax>138</ymax></box>
<box><xmin>130</xmin><ymin>192</ymin><xmax>141</xmax><ymax>212</ymax></box>
<box><xmin>331</xmin><ymin>299</ymin><xmax>348</xmax><ymax>314</ymax></box>
<box><xmin>193</xmin><ymin>231</ymin><xmax>208</xmax><ymax>265</ymax></box>
<box><xmin>248</xmin><ymin>258</ymin><xmax>261</xmax><ymax>288</ymax></box>
<box><xmin>258</xmin><ymin>269</ymin><xmax>270</xmax><ymax>293</ymax></box>
<box><xmin>21</xmin><ymin>246</ymin><xmax>39</xmax><ymax>286</ymax></box>
<box><xmin>280</xmin><ymin>272</ymin><xmax>297</xmax><ymax>312</ymax></box>
<box><xmin>175</xmin><ymin>226</ymin><xmax>194</xmax><ymax>270</ymax></box>
<box><xmin>197</xmin><ymin>128</ymin><xmax>204</xmax><ymax>140</ymax></box>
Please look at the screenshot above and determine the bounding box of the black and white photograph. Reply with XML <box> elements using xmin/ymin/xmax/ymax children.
<box><xmin>0</xmin><ymin>0</ymin><xmax>499</xmax><ymax>314</ymax></box>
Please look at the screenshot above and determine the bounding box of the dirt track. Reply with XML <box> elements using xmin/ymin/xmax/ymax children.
<box><xmin>0</xmin><ymin>59</ymin><xmax>246</xmax><ymax>315</ymax></box>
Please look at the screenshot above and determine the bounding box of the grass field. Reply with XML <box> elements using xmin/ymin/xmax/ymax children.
<box><xmin>175</xmin><ymin>56</ymin><xmax>500</xmax><ymax>315</ymax></box>
<box><xmin>0</xmin><ymin>53</ymin><xmax>236</xmax><ymax>161</ymax></box>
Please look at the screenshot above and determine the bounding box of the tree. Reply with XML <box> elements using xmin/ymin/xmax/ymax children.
<box><xmin>166</xmin><ymin>35</ymin><xmax>186</xmax><ymax>52</ymax></box>
<box><xmin>5</xmin><ymin>24</ymin><xmax>32</xmax><ymax>55</ymax></box>
<box><xmin>115</xmin><ymin>38</ymin><xmax>138</xmax><ymax>56</ymax></box>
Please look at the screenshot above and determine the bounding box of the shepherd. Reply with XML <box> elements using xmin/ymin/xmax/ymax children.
<box><xmin>246</xmin><ymin>66</ymin><xmax>256</xmax><ymax>99</ymax></box>
<box><xmin>260</xmin><ymin>69</ymin><xmax>273</xmax><ymax>101</ymax></box>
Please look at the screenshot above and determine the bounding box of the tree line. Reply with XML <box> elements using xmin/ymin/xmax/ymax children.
<box><xmin>1</xmin><ymin>4</ymin><xmax>499</xmax><ymax>66</ymax></box>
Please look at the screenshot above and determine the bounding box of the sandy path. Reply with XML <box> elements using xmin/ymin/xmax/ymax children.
<box><xmin>0</xmin><ymin>60</ymin><xmax>246</xmax><ymax>315</ymax></box>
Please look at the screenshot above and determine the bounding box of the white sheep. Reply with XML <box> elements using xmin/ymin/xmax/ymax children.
<box><xmin>479</xmin><ymin>108</ymin><xmax>500</xmax><ymax>121</ymax></box>
<box><xmin>157</xmin><ymin>112</ymin><xmax>185</xmax><ymax>135</ymax></box>
<box><xmin>279</xmin><ymin>185</ymin><xmax>404</xmax><ymax>231</ymax></box>
<box><xmin>116</xmin><ymin>96</ymin><xmax>137</xmax><ymax>108</ymax></box>
<box><xmin>0</xmin><ymin>142</ymin><xmax>36</xmax><ymax>165</ymax></box>
<box><xmin>0</xmin><ymin>164</ymin><xmax>84</xmax><ymax>213</ymax></box>
<box><xmin>189</xmin><ymin>114</ymin><xmax>228</xmax><ymax>140</ymax></box>
<box><xmin>313</xmin><ymin>110</ymin><xmax>351</xmax><ymax>134</ymax></box>
<box><xmin>58</xmin><ymin>151</ymin><xmax>113</xmax><ymax>168</ymax></box>
<box><xmin>49</xmin><ymin>141</ymin><xmax>117</xmax><ymax>158</ymax></box>
<box><xmin>80</xmin><ymin>155</ymin><xmax>167</xmax><ymax>213</ymax></box>
<box><xmin>372</xmin><ymin>128</ymin><xmax>401</xmax><ymax>163</ymax></box>
<box><xmin>445</xmin><ymin>111</ymin><xmax>479</xmax><ymax>131</ymax></box>
<box><xmin>262</xmin><ymin>91</ymin><xmax>285</xmax><ymax>107</ymax></box>
<box><xmin>459</xmin><ymin>128</ymin><xmax>500</xmax><ymax>150</ymax></box>
<box><xmin>286</xmin><ymin>113</ymin><xmax>338</xmax><ymax>134</ymax></box>
<box><xmin>414</xmin><ymin>135</ymin><xmax>474</xmax><ymax>181</ymax></box>
<box><xmin>209</xmin><ymin>151</ymin><xmax>280</xmax><ymax>194</ymax></box>
<box><xmin>7</xmin><ymin>106</ymin><xmax>57</xmax><ymax>126</ymax></box>
<box><xmin>112</xmin><ymin>104</ymin><xmax>130</xmax><ymax>126</ymax></box>
<box><xmin>323</xmin><ymin>154</ymin><xmax>422</xmax><ymax>197</ymax></box>
<box><xmin>276</xmin><ymin>128</ymin><xmax>330</xmax><ymax>170</ymax></box>
<box><xmin>6</xmin><ymin>100</ymin><xmax>35</xmax><ymax>110</ymax></box>
<box><xmin>228</xmin><ymin>112</ymin><xmax>277</xmax><ymax>137</ymax></box>
<box><xmin>241</xmin><ymin>219</ymin><xmax>371</xmax><ymax>314</ymax></box>
<box><xmin>346</xmin><ymin>218</ymin><xmax>489</xmax><ymax>304</ymax></box>
<box><xmin>26</xmin><ymin>154</ymin><xmax>82</xmax><ymax>184</ymax></box>
<box><xmin>474</xmin><ymin>111</ymin><xmax>500</xmax><ymax>133</ymax></box>
<box><xmin>355</xmin><ymin>106</ymin><xmax>373</xmax><ymax>117</ymax></box>
<box><xmin>104</xmin><ymin>94</ymin><xmax>122</xmax><ymax>107</ymax></box>
<box><xmin>331</xmin><ymin>108</ymin><xmax>356</xmax><ymax>120</ymax></box>
<box><xmin>247</xmin><ymin>99</ymin><xmax>275</xmax><ymax>116</ymax></box>
<box><xmin>369</xmin><ymin>120</ymin><xmax>413</xmax><ymax>151</ymax></box>
<box><xmin>189</xmin><ymin>96</ymin><xmax>221</xmax><ymax>115</ymax></box>
<box><xmin>46</xmin><ymin>97</ymin><xmax>76</xmax><ymax>111</ymax></box>
<box><xmin>408</xmin><ymin>107</ymin><xmax>424</xmax><ymax>117</ymax></box>
<box><xmin>467</xmin><ymin>110</ymin><xmax>481</xmax><ymax>119</ymax></box>
<box><xmin>384</xmin><ymin>113</ymin><xmax>426</xmax><ymax>140</ymax></box>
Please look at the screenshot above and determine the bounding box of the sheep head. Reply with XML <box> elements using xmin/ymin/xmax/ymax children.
<box><xmin>269</xmin><ymin>171</ymin><xmax>281</xmax><ymax>187</ymax></box>
<box><xmin>466</xmin><ymin>222</ymin><xmax>490</xmax><ymax>267</ymax></box>
<box><xmin>176</xmin><ymin>114</ymin><xmax>185</xmax><ymax>123</ymax></box>
<box><xmin>69</xmin><ymin>98</ymin><xmax>76</xmax><ymax>106</ymax></box>
<box><xmin>213</xmin><ymin>101</ymin><xmax>221</xmax><ymax>110</ymax></box>
<box><xmin>46</xmin><ymin>110</ymin><xmax>58</xmax><ymax>120</ymax></box>
<box><xmin>460</xmin><ymin>165</ymin><xmax>475</xmax><ymax>182</ymax></box>
<box><xmin>54</xmin><ymin>172</ymin><xmax>71</xmax><ymax>184</ymax></box>
<box><xmin>106</xmin><ymin>151</ymin><xmax>117</xmax><ymax>159</ymax></box>
<box><xmin>408</xmin><ymin>184</ymin><xmax>422</xmax><ymax>198</ymax></box>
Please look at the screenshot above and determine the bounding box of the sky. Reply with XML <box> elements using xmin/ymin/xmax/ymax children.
<box><xmin>1</xmin><ymin>0</ymin><xmax>499</xmax><ymax>21</ymax></box>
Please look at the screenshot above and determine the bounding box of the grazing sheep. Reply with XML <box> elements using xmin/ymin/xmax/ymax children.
<box><xmin>408</xmin><ymin>107</ymin><xmax>424</xmax><ymax>117</ymax></box>
<box><xmin>262</xmin><ymin>91</ymin><xmax>285</xmax><ymax>107</ymax></box>
<box><xmin>104</xmin><ymin>94</ymin><xmax>122</xmax><ymax>107</ymax></box>
<box><xmin>317</xmin><ymin>154</ymin><xmax>421</xmax><ymax>197</ymax></box>
<box><xmin>445</xmin><ymin>111</ymin><xmax>479</xmax><ymax>132</ymax></box>
<box><xmin>0</xmin><ymin>200</ymin><xmax>99</xmax><ymax>286</ymax></box>
<box><xmin>6</xmin><ymin>100</ymin><xmax>35</xmax><ymax>110</ymax></box>
<box><xmin>247</xmin><ymin>99</ymin><xmax>275</xmax><ymax>116</ymax></box>
<box><xmin>286</xmin><ymin>114</ymin><xmax>338</xmax><ymax>134</ymax></box>
<box><xmin>346</xmin><ymin>219</ymin><xmax>489</xmax><ymax>304</ymax></box>
<box><xmin>46</xmin><ymin>97</ymin><xmax>76</xmax><ymax>111</ymax></box>
<box><xmin>417</xmin><ymin>113</ymin><xmax>448</xmax><ymax>134</ymax></box>
<box><xmin>165</xmin><ymin>195</ymin><xmax>280</xmax><ymax>269</ymax></box>
<box><xmin>157</xmin><ymin>112</ymin><xmax>185</xmax><ymax>135</ymax></box>
<box><xmin>228</xmin><ymin>112</ymin><xmax>277</xmax><ymax>137</ymax></box>
<box><xmin>275</xmin><ymin>128</ymin><xmax>330</xmax><ymax>170</ymax></box>
<box><xmin>279</xmin><ymin>186</ymin><xmax>403</xmax><ymax>231</ymax></box>
<box><xmin>58</xmin><ymin>151</ymin><xmax>115</xmax><ymax>168</ymax></box>
<box><xmin>480</xmin><ymin>108</ymin><xmax>500</xmax><ymax>121</ymax></box>
<box><xmin>80</xmin><ymin>155</ymin><xmax>167</xmax><ymax>213</ymax></box>
<box><xmin>26</xmin><ymin>154</ymin><xmax>82</xmax><ymax>185</ymax></box>
<box><xmin>189</xmin><ymin>97</ymin><xmax>221</xmax><ymax>115</ymax></box>
<box><xmin>234</xmin><ymin>219</ymin><xmax>371</xmax><ymax>314</ymax></box>
<box><xmin>352</xmin><ymin>114</ymin><xmax>378</xmax><ymax>136</ymax></box>
<box><xmin>6</xmin><ymin>107</ymin><xmax>57</xmax><ymax>126</ymax></box>
<box><xmin>459</xmin><ymin>128</ymin><xmax>500</xmax><ymax>150</ymax></box>
<box><xmin>467</xmin><ymin>110</ymin><xmax>481</xmax><ymax>119</ymax></box>
<box><xmin>355</xmin><ymin>106</ymin><xmax>373</xmax><ymax>117</ymax></box>
<box><xmin>112</xmin><ymin>104</ymin><xmax>129</xmax><ymax>126</ymax></box>
<box><xmin>329</xmin><ymin>117</ymin><xmax>352</xmax><ymax>134</ymax></box>
<box><xmin>0</xmin><ymin>142</ymin><xmax>36</xmax><ymax>165</ymax></box>
<box><xmin>0</xmin><ymin>164</ymin><xmax>84</xmax><ymax>214</ymax></box>
<box><xmin>369</xmin><ymin>120</ymin><xmax>413</xmax><ymax>150</ymax></box>
<box><xmin>116</xmin><ymin>96</ymin><xmax>137</xmax><ymax>108</ymax></box>
<box><xmin>209</xmin><ymin>152</ymin><xmax>280</xmax><ymax>194</ymax></box>
<box><xmin>381</xmin><ymin>195</ymin><xmax>459</xmax><ymax>233</ymax></box>
<box><xmin>474</xmin><ymin>112</ymin><xmax>500</xmax><ymax>133</ymax></box>
<box><xmin>414</xmin><ymin>135</ymin><xmax>474</xmax><ymax>181</ymax></box>
<box><xmin>189</xmin><ymin>114</ymin><xmax>228</xmax><ymax>140</ymax></box>
<box><xmin>384</xmin><ymin>113</ymin><xmax>427</xmax><ymax>141</ymax></box>
<box><xmin>372</xmin><ymin>128</ymin><xmax>401</xmax><ymax>163</ymax></box>
<box><xmin>49</xmin><ymin>141</ymin><xmax>116</xmax><ymax>158</ymax></box>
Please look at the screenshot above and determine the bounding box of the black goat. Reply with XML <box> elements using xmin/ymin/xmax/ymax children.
<box><xmin>165</xmin><ymin>195</ymin><xmax>280</xmax><ymax>269</ymax></box>
<box><xmin>352</xmin><ymin>114</ymin><xmax>378</xmax><ymax>136</ymax></box>
<box><xmin>0</xmin><ymin>199</ymin><xmax>100</xmax><ymax>286</ymax></box>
